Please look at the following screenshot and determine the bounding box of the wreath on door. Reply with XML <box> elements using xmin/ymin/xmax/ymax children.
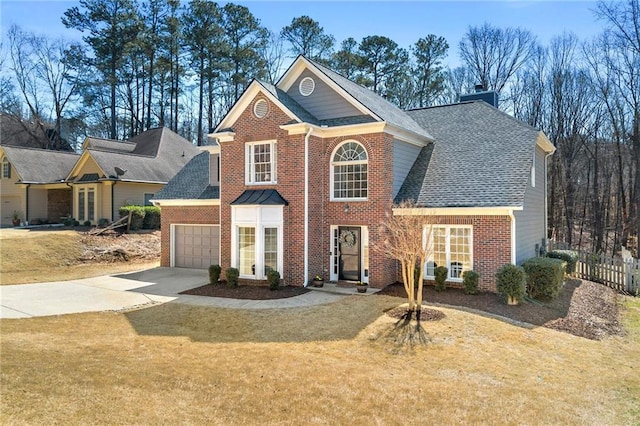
<box><xmin>338</xmin><ymin>230</ymin><xmax>356</xmax><ymax>248</ymax></box>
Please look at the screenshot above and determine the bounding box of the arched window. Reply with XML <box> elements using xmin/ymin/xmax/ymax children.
<box><xmin>2</xmin><ymin>156</ymin><xmax>10</xmax><ymax>179</ymax></box>
<box><xmin>331</xmin><ymin>141</ymin><xmax>368</xmax><ymax>200</ymax></box>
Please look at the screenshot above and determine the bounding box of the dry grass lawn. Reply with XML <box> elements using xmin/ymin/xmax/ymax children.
<box><xmin>0</xmin><ymin>229</ymin><xmax>159</xmax><ymax>285</ymax></box>
<box><xmin>2</xmin><ymin>295</ymin><xmax>639</xmax><ymax>424</ymax></box>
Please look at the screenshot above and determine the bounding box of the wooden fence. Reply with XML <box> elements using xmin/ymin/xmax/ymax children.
<box><xmin>574</xmin><ymin>251</ymin><xmax>639</xmax><ymax>295</ymax></box>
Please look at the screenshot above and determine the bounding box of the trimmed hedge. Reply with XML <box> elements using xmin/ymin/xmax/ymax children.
<box><xmin>119</xmin><ymin>205</ymin><xmax>161</xmax><ymax>230</ymax></box>
<box><xmin>267</xmin><ymin>269</ymin><xmax>280</xmax><ymax>291</ymax></box>
<box><xmin>226</xmin><ymin>267</ymin><xmax>239</xmax><ymax>288</ymax></box>
<box><xmin>462</xmin><ymin>270</ymin><xmax>480</xmax><ymax>295</ymax></box>
<box><xmin>434</xmin><ymin>266</ymin><xmax>448</xmax><ymax>292</ymax></box>
<box><xmin>209</xmin><ymin>264</ymin><xmax>221</xmax><ymax>285</ymax></box>
<box><xmin>119</xmin><ymin>206</ymin><xmax>145</xmax><ymax>230</ymax></box>
<box><xmin>523</xmin><ymin>257</ymin><xmax>565</xmax><ymax>300</ymax></box>
<box><xmin>546</xmin><ymin>250</ymin><xmax>578</xmax><ymax>274</ymax></box>
<box><xmin>142</xmin><ymin>206</ymin><xmax>161</xmax><ymax>229</ymax></box>
<box><xmin>496</xmin><ymin>264</ymin><xmax>526</xmax><ymax>304</ymax></box>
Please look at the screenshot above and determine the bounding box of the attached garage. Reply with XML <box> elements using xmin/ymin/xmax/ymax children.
<box><xmin>172</xmin><ymin>224</ymin><xmax>220</xmax><ymax>269</ymax></box>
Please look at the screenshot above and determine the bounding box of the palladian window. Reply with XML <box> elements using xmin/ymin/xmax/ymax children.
<box><xmin>331</xmin><ymin>141</ymin><xmax>368</xmax><ymax>200</ymax></box>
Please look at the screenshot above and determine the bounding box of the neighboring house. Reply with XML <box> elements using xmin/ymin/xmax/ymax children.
<box><xmin>0</xmin><ymin>114</ymin><xmax>74</xmax><ymax>151</ymax></box>
<box><xmin>0</xmin><ymin>127</ymin><xmax>199</xmax><ymax>227</ymax></box>
<box><xmin>66</xmin><ymin>127</ymin><xmax>200</xmax><ymax>224</ymax></box>
<box><xmin>0</xmin><ymin>146</ymin><xmax>79</xmax><ymax>226</ymax></box>
<box><xmin>154</xmin><ymin>56</ymin><xmax>555</xmax><ymax>291</ymax></box>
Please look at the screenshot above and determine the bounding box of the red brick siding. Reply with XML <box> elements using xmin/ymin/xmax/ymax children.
<box><xmin>411</xmin><ymin>215</ymin><xmax>511</xmax><ymax>292</ymax></box>
<box><xmin>47</xmin><ymin>189</ymin><xmax>72</xmax><ymax>223</ymax></box>
<box><xmin>160</xmin><ymin>205</ymin><xmax>220</xmax><ymax>267</ymax></box>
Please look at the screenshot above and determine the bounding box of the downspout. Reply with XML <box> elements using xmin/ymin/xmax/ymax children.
<box><xmin>508</xmin><ymin>209</ymin><xmax>517</xmax><ymax>265</ymax></box>
<box><xmin>25</xmin><ymin>183</ymin><xmax>30</xmax><ymax>225</ymax></box>
<box><xmin>111</xmin><ymin>179</ymin><xmax>118</xmax><ymax>221</ymax></box>
<box><xmin>544</xmin><ymin>151</ymin><xmax>553</xmax><ymax>246</ymax></box>
<box><xmin>65</xmin><ymin>182</ymin><xmax>73</xmax><ymax>219</ymax></box>
<box><xmin>303</xmin><ymin>126</ymin><xmax>313</xmax><ymax>287</ymax></box>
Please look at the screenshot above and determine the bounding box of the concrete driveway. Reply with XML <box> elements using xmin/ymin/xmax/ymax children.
<box><xmin>0</xmin><ymin>267</ymin><xmax>345</xmax><ymax>319</ymax></box>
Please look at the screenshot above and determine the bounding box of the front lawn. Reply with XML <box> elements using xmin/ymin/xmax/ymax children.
<box><xmin>1</xmin><ymin>295</ymin><xmax>639</xmax><ymax>424</ymax></box>
<box><xmin>0</xmin><ymin>229</ymin><xmax>159</xmax><ymax>284</ymax></box>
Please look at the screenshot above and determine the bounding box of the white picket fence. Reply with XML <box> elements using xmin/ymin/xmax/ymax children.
<box><xmin>574</xmin><ymin>251</ymin><xmax>639</xmax><ymax>295</ymax></box>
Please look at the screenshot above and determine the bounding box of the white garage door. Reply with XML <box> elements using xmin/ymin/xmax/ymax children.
<box><xmin>173</xmin><ymin>225</ymin><xmax>220</xmax><ymax>269</ymax></box>
<box><xmin>1</xmin><ymin>196</ymin><xmax>21</xmax><ymax>226</ymax></box>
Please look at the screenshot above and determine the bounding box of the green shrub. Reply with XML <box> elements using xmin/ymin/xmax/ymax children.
<box><xmin>523</xmin><ymin>257</ymin><xmax>565</xmax><ymax>300</ymax></box>
<box><xmin>98</xmin><ymin>218</ymin><xmax>109</xmax><ymax>227</ymax></box>
<box><xmin>462</xmin><ymin>270</ymin><xmax>480</xmax><ymax>295</ymax></box>
<box><xmin>83</xmin><ymin>220</ymin><xmax>91</xmax><ymax>227</ymax></box>
<box><xmin>496</xmin><ymin>264</ymin><xmax>526</xmax><ymax>304</ymax></box>
<box><xmin>63</xmin><ymin>217</ymin><xmax>75</xmax><ymax>227</ymax></box>
<box><xmin>267</xmin><ymin>269</ymin><xmax>280</xmax><ymax>291</ymax></box>
<box><xmin>434</xmin><ymin>266</ymin><xmax>448</xmax><ymax>292</ymax></box>
<box><xmin>546</xmin><ymin>250</ymin><xmax>578</xmax><ymax>274</ymax></box>
<box><xmin>142</xmin><ymin>206</ymin><xmax>161</xmax><ymax>229</ymax></box>
<box><xmin>73</xmin><ymin>220</ymin><xmax>80</xmax><ymax>227</ymax></box>
<box><xmin>226</xmin><ymin>267</ymin><xmax>239</xmax><ymax>288</ymax></box>
<box><xmin>208</xmin><ymin>264</ymin><xmax>221</xmax><ymax>285</ymax></box>
<box><xmin>119</xmin><ymin>206</ymin><xmax>146</xmax><ymax>230</ymax></box>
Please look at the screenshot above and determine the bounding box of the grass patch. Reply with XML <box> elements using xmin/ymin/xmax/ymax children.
<box><xmin>2</xmin><ymin>295</ymin><xmax>639</xmax><ymax>424</ymax></box>
<box><xmin>0</xmin><ymin>229</ymin><xmax>158</xmax><ymax>285</ymax></box>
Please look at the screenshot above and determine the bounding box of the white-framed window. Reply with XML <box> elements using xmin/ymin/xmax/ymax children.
<box><xmin>246</xmin><ymin>140</ymin><xmax>277</xmax><ymax>185</ymax></box>
<box><xmin>2</xmin><ymin>156</ymin><xmax>10</xmax><ymax>179</ymax></box>
<box><xmin>238</xmin><ymin>226</ymin><xmax>256</xmax><ymax>276</ymax></box>
<box><xmin>331</xmin><ymin>141</ymin><xmax>368</xmax><ymax>200</ymax></box>
<box><xmin>424</xmin><ymin>225</ymin><xmax>473</xmax><ymax>281</ymax></box>
<box><xmin>144</xmin><ymin>193</ymin><xmax>154</xmax><ymax>206</ymax></box>
<box><xmin>231</xmin><ymin>206</ymin><xmax>283</xmax><ymax>279</ymax></box>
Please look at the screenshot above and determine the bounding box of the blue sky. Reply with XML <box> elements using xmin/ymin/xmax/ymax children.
<box><xmin>1</xmin><ymin>0</ymin><xmax>603</xmax><ymax>68</ymax></box>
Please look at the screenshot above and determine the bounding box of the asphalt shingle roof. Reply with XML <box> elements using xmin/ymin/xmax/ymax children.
<box><xmin>83</xmin><ymin>137</ymin><xmax>136</xmax><ymax>153</ymax></box>
<box><xmin>153</xmin><ymin>152</ymin><xmax>219</xmax><ymax>200</ymax></box>
<box><xmin>308</xmin><ymin>59</ymin><xmax>433</xmax><ymax>140</ymax></box>
<box><xmin>1</xmin><ymin>146</ymin><xmax>80</xmax><ymax>183</ymax></box>
<box><xmin>397</xmin><ymin>101</ymin><xmax>541</xmax><ymax>208</ymax></box>
<box><xmin>85</xmin><ymin>127</ymin><xmax>200</xmax><ymax>183</ymax></box>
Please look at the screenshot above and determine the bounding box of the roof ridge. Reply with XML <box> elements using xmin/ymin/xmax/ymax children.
<box><xmin>87</xmin><ymin>147</ymin><xmax>155</xmax><ymax>159</ymax></box>
<box><xmin>1</xmin><ymin>145</ymin><xmax>80</xmax><ymax>155</ymax></box>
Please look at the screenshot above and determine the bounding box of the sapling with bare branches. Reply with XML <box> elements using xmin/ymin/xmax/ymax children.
<box><xmin>377</xmin><ymin>201</ymin><xmax>437</xmax><ymax>321</ymax></box>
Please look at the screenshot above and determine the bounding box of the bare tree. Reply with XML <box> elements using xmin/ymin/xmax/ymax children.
<box><xmin>459</xmin><ymin>22</ymin><xmax>537</xmax><ymax>96</ymax></box>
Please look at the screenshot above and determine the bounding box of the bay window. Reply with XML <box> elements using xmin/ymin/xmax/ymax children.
<box><xmin>424</xmin><ymin>225</ymin><xmax>473</xmax><ymax>281</ymax></box>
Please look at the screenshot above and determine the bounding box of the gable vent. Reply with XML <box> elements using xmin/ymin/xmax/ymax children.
<box><xmin>253</xmin><ymin>99</ymin><xmax>268</xmax><ymax>118</ymax></box>
<box><xmin>299</xmin><ymin>77</ymin><xmax>315</xmax><ymax>97</ymax></box>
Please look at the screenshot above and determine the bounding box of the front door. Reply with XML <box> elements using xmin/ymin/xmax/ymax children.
<box><xmin>338</xmin><ymin>226</ymin><xmax>361</xmax><ymax>281</ymax></box>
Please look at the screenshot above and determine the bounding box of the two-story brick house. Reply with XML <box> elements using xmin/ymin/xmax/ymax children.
<box><xmin>153</xmin><ymin>56</ymin><xmax>555</xmax><ymax>291</ymax></box>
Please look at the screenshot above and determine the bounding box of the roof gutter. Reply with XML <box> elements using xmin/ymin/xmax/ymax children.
<box><xmin>303</xmin><ymin>126</ymin><xmax>313</xmax><ymax>287</ymax></box>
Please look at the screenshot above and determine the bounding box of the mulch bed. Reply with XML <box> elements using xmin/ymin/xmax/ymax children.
<box><xmin>181</xmin><ymin>284</ymin><xmax>310</xmax><ymax>300</ymax></box>
<box><xmin>385</xmin><ymin>306</ymin><xmax>447</xmax><ymax>322</ymax></box>
<box><xmin>377</xmin><ymin>279</ymin><xmax>625</xmax><ymax>340</ymax></box>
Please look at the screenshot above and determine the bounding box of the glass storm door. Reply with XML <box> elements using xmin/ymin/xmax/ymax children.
<box><xmin>338</xmin><ymin>226</ymin><xmax>361</xmax><ymax>281</ymax></box>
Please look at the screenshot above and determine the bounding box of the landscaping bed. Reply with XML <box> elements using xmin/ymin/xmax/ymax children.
<box><xmin>181</xmin><ymin>283</ymin><xmax>310</xmax><ymax>300</ymax></box>
<box><xmin>377</xmin><ymin>278</ymin><xmax>624</xmax><ymax>340</ymax></box>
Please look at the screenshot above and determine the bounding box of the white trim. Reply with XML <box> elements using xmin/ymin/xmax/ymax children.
<box><xmin>544</xmin><ymin>151</ymin><xmax>553</xmax><ymax>247</ymax></box>
<box><xmin>210</xmin><ymin>131</ymin><xmax>235</xmax><ymax>144</ymax></box>
<box><xmin>303</xmin><ymin>126</ymin><xmax>313</xmax><ymax>286</ymax></box>
<box><xmin>280</xmin><ymin>121</ymin><xmax>386</xmax><ymax>138</ymax></box>
<box><xmin>299</xmin><ymin>76</ymin><xmax>315</xmax><ymax>96</ymax></box>
<box><xmin>245</xmin><ymin>140</ymin><xmax>277</xmax><ymax>185</ymax></box>
<box><xmin>213</xmin><ymin>81</ymin><xmax>300</xmax><ymax>132</ymax></box>
<box><xmin>393</xmin><ymin>206</ymin><xmax>522</xmax><ymax>216</ymax></box>
<box><xmin>199</xmin><ymin>145</ymin><xmax>220</xmax><ymax>154</ymax></box>
<box><xmin>277</xmin><ymin>57</ymin><xmax>378</xmax><ymax>119</ymax></box>
<box><xmin>152</xmin><ymin>199</ymin><xmax>220</xmax><ymax>207</ymax></box>
<box><xmin>329</xmin><ymin>224</ymin><xmax>368</xmax><ymax>283</ymax></box>
<box><xmin>384</xmin><ymin>123</ymin><xmax>433</xmax><ymax>146</ymax></box>
<box><xmin>536</xmin><ymin>131</ymin><xmax>556</xmax><ymax>154</ymax></box>
<box><xmin>330</xmin><ymin>140</ymin><xmax>369</xmax><ymax>201</ymax></box>
<box><xmin>170</xmin><ymin>223</ymin><xmax>221</xmax><ymax>268</ymax></box>
<box><xmin>509</xmin><ymin>210</ymin><xmax>517</xmax><ymax>264</ymax></box>
<box><xmin>531</xmin><ymin>151</ymin><xmax>536</xmax><ymax>188</ymax></box>
<box><xmin>231</xmin><ymin>205</ymin><xmax>284</xmax><ymax>280</ymax></box>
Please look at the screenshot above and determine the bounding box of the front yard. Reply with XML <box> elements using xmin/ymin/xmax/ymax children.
<box><xmin>0</xmin><ymin>228</ymin><xmax>160</xmax><ymax>284</ymax></box>
<box><xmin>2</xmin><ymin>294</ymin><xmax>639</xmax><ymax>424</ymax></box>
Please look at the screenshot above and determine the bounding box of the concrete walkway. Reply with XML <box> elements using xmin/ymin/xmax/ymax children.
<box><xmin>0</xmin><ymin>267</ymin><xmax>346</xmax><ymax>319</ymax></box>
